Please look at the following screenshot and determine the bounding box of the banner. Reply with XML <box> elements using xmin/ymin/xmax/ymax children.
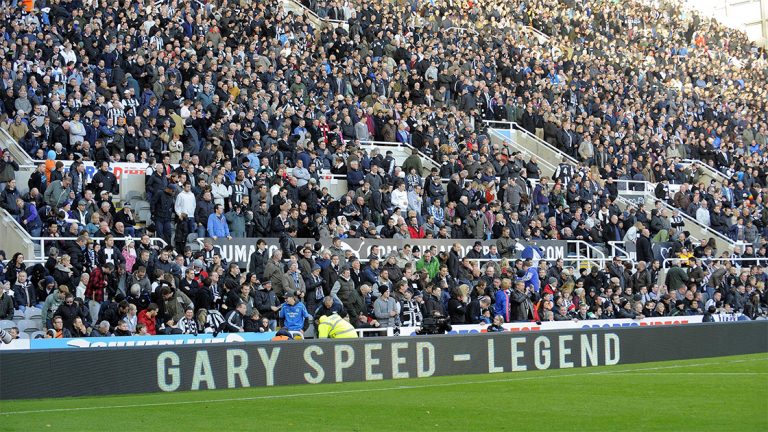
<box><xmin>652</xmin><ymin>242</ymin><xmax>675</xmax><ymax>263</ymax></box>
<box><xmin>205</xmin><ymin>237</ymin><xmax>571</xmax><ymax>269</ymax></box>
<box><xmin>17</xmin><ymin>161</ymin><xmax>149</xmax><ymax>201</ymax></box>
<box><xmin>63</xmin><ymin>161</ymin><xmax>148</xmax><ymax>201</ymax></box>
<box><xmin>1</xmin><ymin>322</ymin><xmax>765</xmax><ymax>399</ymax></box>
<box><xmin>397</xmin><ymin>315</ymin><xmax>704</xmax><ymax>336</ymax></box>
<box><xmin>0</xmin><ymin>332</ymin><xmax>276</xmax><ymax>351</ymax></box>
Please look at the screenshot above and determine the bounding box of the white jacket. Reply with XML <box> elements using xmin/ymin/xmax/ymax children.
<box><xmin>211</xmin><ymin>183</ymin><xmax>232</xmax><ymax>207</ymax></box>
<box><xmin>391</xmin><ymin>188</ymin><xmax>408</xmax><ymax>210</ymax></box>
<box><xmin>175</xmin><ymin>191</ymin><xmax>197</xmax><ymax>218</ymax></box>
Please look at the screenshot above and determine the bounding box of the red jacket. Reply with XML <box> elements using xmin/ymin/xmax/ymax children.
<box><xmin>408</xmin><ymin>225</ymin><xmax>425</xmax><ymax>239</ymax></box>
<box><xmin>84</xmin><ymin>267</ymin><xmax>108</xmax><ymax>303</ymax></box>
<box><xmin>137</xmin><ymin>310</ymin><xmax>157</xmax><ymax>335</ymax></box>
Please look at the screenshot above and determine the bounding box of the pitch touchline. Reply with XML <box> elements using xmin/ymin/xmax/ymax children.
<box><xmin>613</xmin><ymin>372</ymin><xmax>768</xmax><ymax>376</ymax></box>
<box><xmin>2</xmin><ymin>357</ymin><xmax>766</xmax><ymax>416</ymax></box>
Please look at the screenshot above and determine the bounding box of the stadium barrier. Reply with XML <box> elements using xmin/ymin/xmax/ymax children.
<box><xmin>203</xmin><ymin>237</ymin><xmax>605</xmax><ymax>269</ymax></box>
<box><xmin>1</xmin><ymin>321</ymin><xmax>765</xmax><ymax>399</ymax></box>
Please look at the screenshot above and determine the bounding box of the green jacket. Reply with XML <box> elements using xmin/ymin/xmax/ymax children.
<box><xmin>44</xmin><ymin>180</ymin><xmax>72</xmax><ymax>208</ymax></box>
<box><xmin>401</xmin><ymin>155</ymin><xmax>424</xmax><ymax>176</ymax></box>
<box><xmin>416</xmin><ymin>257</ymin><xmax>440</xmax><ymax>279</ymax></box>
<box><xmin>665</xmin><ymin>267</ymin><xmax>689</xmax><ymax>292</ymax></box>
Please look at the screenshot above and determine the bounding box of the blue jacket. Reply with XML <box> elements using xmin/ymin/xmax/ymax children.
<box><xmin>523</xmin><ymin>268</ymin><xmax>540</xmax><ymax>293</ymax></box>
<box><xmin>362</xmin><ymin>266</ymin><xmax>379</xmax><ymax>285</ymax></box>
<box><xmin>279</xmin><ymin>302</ymin><xmax>310</xmax><ymax>331</ymax></box>
<box><xmin>494</xmin><ymin>289</ymin><xmax>510</xmax><ymax>322</ymax></box>
<box><xmin>207</xmin><ymin>213</ymin><xmax>230</xmax><ymax>237</ymax></box>
<box><xmin>347</xmin><ymin>169</ymin><xmax>365</xmax><ymax>189</ymax></box>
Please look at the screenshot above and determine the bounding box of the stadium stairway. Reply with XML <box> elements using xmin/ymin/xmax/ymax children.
<box><xmin>0</xmin><ymin>207</ymin><xmax>40</xmax><ymax>263</ymax></box>
<box><xmin>282</xmin><ymin>0</ymin><xmax>349</xmax><ymax>31</ymax></box>
<box><xmin>486</xmin><ymin>122</ymin><xmax>738</xmax><ymax>256</ymax></box>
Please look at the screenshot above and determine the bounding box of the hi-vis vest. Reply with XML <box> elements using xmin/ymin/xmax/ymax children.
<box><xmin>317</xmin><ymin>314</ymin><xmax>357</xmax><ymax>339</ymax></box>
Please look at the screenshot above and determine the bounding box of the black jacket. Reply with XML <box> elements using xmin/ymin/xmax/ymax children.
<box><xmin>424</xmin><ymin>294</ymin><xmax>446</xmax><ymax>318</ymax></box>
<box><xmin>510</xmin><ymin>289</ymin><xmax>534</xmax><ymax>322</ymax></box>
<box><xmin>151</xmin><ymin>189</ymin><xmax>176</xmax><ymax>221</ymax></box>
<box><xmin>636</xmin><ymin>235</ymin><xmax>653</xmax><ymax>263</ymax></box>
<box><xmin>252</xmin><ymin>210</ymin><xmax>271</xmax><ymax>237</ymax></box>
<box><xmin>91</xmin><ymin>170</ymin><xmax>119</xmax><ymax>196</ymax></box>
<box><xmin>248</xmin><ymin>249</ymin><xmax>269</xmax><ymax>280</ymax></box>
<box><xmin>279</xmin><ymin>233</ymin><xmax>297</xmax><ymax>257</ymax></box>
<box><xmin>447</xmin><ymin>298</ymin><xmax>467</xmax><ymax>324</ymax></box>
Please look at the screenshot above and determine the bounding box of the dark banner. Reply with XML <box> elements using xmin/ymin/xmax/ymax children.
<box><xmin>204</xmin><ymin>237</ymin><xmax>570</xmax><ymax>269</ymax></box>
<box><xmin>652</xmin><ymin>242</ymin><xmax>676</xmax><ymax>263</ymax></box>
<box><xmin>1</xmin><ymin>322</ymin><xmax>765</xmax><ymax>399</ymax></box>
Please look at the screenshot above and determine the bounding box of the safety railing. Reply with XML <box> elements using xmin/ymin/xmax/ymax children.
<box><xmin>615</xmin><ymin>194</ymin><xmax>736</xmax><ymax>254</ymax></box>
<box><xmin>0</xmin><ymin>207</ymin><xmax>38</xmax><ymax>261</ymax></box>
<box><xmin>29</xmin><ymin>236</ymin><xmax>168</xmax><ymax>260</ymax></box>
<box><xmin>679</xmin><ymin>158</ymin><xmax>730</xmax><ymax>184</ymax></box>
<box><xmin>614</xmin><ymin>179</ymin><xmax>655</xmax><ymax>194</ymax></box>
<box><xmin>283</xmin><ymin>0</ymin><xmax>349</xmax><ymax>30</ymax></box>
<box><xmin>357</xmin><ymin>139</ymin><xmax>441</xmax><ymax>172</ymax></box>
<box><xmin>445</xmin><ymin>26</ymin><xmax>479</xmax><ymax>35</ymax></box>
<box><xmin>662</xmin><ymin>257</ymin><xmax>768</xmax><ymax>269</ymax></box>
<box><xmin>523</xmin><ymin>25</ymin><xmax>550</xmax><ymax>43</ymax></box>
<box><xmin>0</xmin><ymin>126</ymin><xmax>35</xmax><ymax>165</ymax></box>
<box><xmin>484</xmin><ymin>120</ymin><xmax>581</xmax><ymax>166</ymax></box>
<box><xmin>356</xmin><ymin>327</ymin><xmax>395</xmax><ymax>337</ymax></box>
<box><xmin>487</xmin><ymin>128</ymin><xmax>558</xmax><ymax>177</ymax></box>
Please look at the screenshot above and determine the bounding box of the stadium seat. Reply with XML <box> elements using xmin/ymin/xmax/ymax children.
<box><xmin>125</xmin><ymin>190</ymin><xmax>144</xmax><ymax>202</ymax></box>
<box><xmin>28</xmin><ymin>331</ymin><xmax>45</xmax><ymax>339</ymax></box>
<box><xmin>12</xmin><ymin>310</ymin><xmax>24</xmax><ymax>321</ymax></box>
<box><xmin>186</xmin><ymin>233</ymin><xmax>199</xmax><ymax>243</ymax></box>
<box><xmin>0</xmin><ymin>319</ymin><xmax>15</xmax><ymax>331</ymax></box>
<box><xmin>138</xmin><ymin>209</ymin><xmax>152</xmax><ymax>224</ymax></box>
<box><xmin>134</xmin><ymin>200</ymin><xmax>150</xmax><ymax>213</ymax></box>
<box><xmin>16</xmin><ymin>319</ymin><xmax>41</xmax><ymax>336</ymax></box>
<box><xmin>24</xmin><ymin>307</ymin><xmax>43</xmax><ymax>321</ymax></box>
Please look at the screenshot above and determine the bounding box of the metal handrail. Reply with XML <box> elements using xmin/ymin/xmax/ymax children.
<box><xmin>486</xmin><ymin>128</ymin><xmax>557</xmax><ymax>174</ymax></box>
<box><xmin>484</xmin><ymin>120</ymin><xmax>581</xmax><ymax>166</ymax></box>
<box><xmin>283</xmin><ymin>0</ymin><xmax>348</xmax><ymax>28</ymax></box>
<box><xmin>0</xmin><ymin>125</ymin><xmax>35</xmax><ymax>165</ymax></box>
<box><xmin>29</xmin><ymin>236</ymin><xmax>168</xmax><ymax>260</ymax></box>
<box><xmin>679</xmin><ymin>158</ymin><xmax>730</xmax><ymax>184</ymax></box>
<box><xmin>662</xmin><ymin>257</ymin><xmax>767</xmax><ymax>269</ymax></box>
<box><xmin>445</xmin><ymin>26</ymin><xmax>479</xmax><ymax>35</ymax></box>
<box><xmin>358</xmin><ymin>139</ymin><xmax>441</xmax><ymax>172</ymax></box>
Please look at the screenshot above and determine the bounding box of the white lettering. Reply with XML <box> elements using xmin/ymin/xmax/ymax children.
<box><xmin>558</xmin><ymin>335</ymin><xmax>574</xmax><ymax>368</ymax></box>
<box><xmin>157</xmin><ymin>351</ymin><xmax>180</xmax><ymax>392</ymax></box>
<box><xmin>604</xmin><ymin>333</ymin><xmax>620</xmax><ymax>365</ymax></box>
<box><xmin>334</xmin><ymin>345</ymin><xmax>355</xmax><ymax>382</ymax></box>
<box><xmin>257</xmin><ymin>347</ymin><xmax>281</xmax><ymax>386</ymax></box>
<box><xmin>226</xmin><ymin>349</ymin><xmax>250</xmax><ymax>389</ymax></box>
<box><xmin>487</xmin><ymin>339</ymin><xmax>504</xmax><ymax>373</ymax></box>
<box><xmin>580</xmin><ymin>334</ymin><xmax>599</xmax><ymax>367</ymax></box>
<box><xmin>416</xmin><ymin>342</ymin><xmax>435</xmax><ymax>378</ymax></box>
<box><xmin>191</xmin><ymin>351</ymin><xmax>215</xmax><ymax>390</ymax></box>
<box><xmin>303</xmin><ymin>346</ymin><xmax>325</xmax><ymax>384</ymax></box>
<box><xmin>534</xmin><ymin>336</ymin><xmax>551</xmax><ymax>370</ymax></box>
<box><xmin>391</xmin><ymin>342</ymin><xmax>409</xmax><ymax>379</ymax></box>
<box><xmin>364</xmin><ymin>343</ymin><xmax>384</xmax><ymax>381</ymax></box>
<box><xmin>510</xmin><ymin>337</ymin><xmax>527</xmax><ymax>371</ymax></box>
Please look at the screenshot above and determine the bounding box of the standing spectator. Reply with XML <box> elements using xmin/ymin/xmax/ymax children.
<box><xmin>374</xmin><ymin>286</ymin><xmax>400</xmax><ymax>328</ymax></box>
<box><xmin>85</xmin><ymin>262</ymin><xmax>115</xmax><ymax>320</ymax></box>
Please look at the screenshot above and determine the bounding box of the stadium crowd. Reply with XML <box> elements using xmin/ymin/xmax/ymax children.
<box><xmin>0</xmin><ymin>0</ymin><xmax>767</xmax><ymax>339</ymax></box>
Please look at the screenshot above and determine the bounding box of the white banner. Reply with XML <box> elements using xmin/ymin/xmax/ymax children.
<box><xmin>397</xmin><ymin>316</ymin><xmax>705</xmax><ymax>336</ymax></box>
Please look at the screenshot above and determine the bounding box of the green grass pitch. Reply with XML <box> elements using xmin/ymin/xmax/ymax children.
<box><xmin>1</xmin><ymin>353</ymin><xmax>766</xmax><ymax>431</ymax></box>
